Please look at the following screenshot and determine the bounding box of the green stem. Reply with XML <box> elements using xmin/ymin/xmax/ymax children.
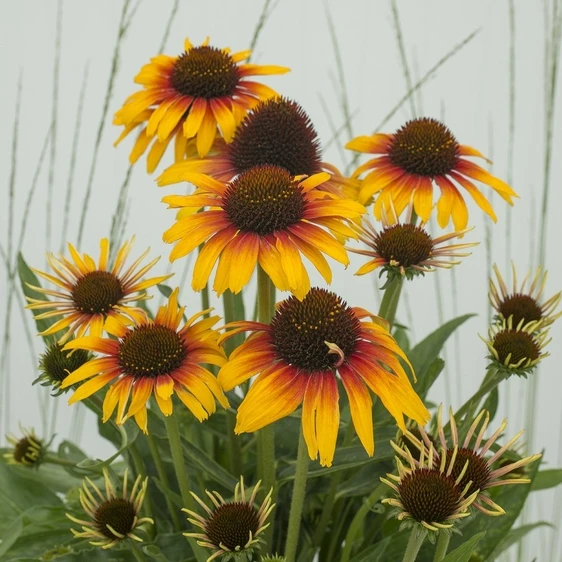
<box><xmin>451</xmin><ymin>367</ymin><xmax>505</xmax><ymax>424</ymax></box>
<box><xmin>43</xmin><ymin>455</ymin><xmax>84</xmax><ymax>468</ymax></box>
<box><xmin>378</xmin><ymin>276</ymin><xmax>404</xmax><ymax>327</ymax></box>
<box><xmin>130</xmin><ymin>541</ymin><xmax>147</xmax><ymax>562</ymax></box>
<box><xmin>163</xmin><ymin>415</ymin><xmax>208</xmax><ymax>562</ymax></box>
<box><xmin>340</xmin><ymin>483</ymin><xmax>386</xmax><ymax>562</ymax></box>
<box><xmin>145</xmin><ymin>433</ymin><xmax>181</xmax><ymax>531</ymax></box>
<box><xmin>222</xmin><ymin>290</ymin><xmax>244</xmax><ymax>477</ymax></box>
<box><xmin>433</xmin><ymin>532</ymin><xmax>451</xmax><ymax>562</ymax></box>
<box><xmin>163</xmin><ymin>414</ymin><xmax>192</xmax><ymax>507</ymax></box>
<box><xmin>257</xmin><ymin>265</ymin><xmax>276</xmax><ymax>552</ymax></box>
<box><xmin>402</xmin><ymin>528</ymin><xmax>427</xmax><ymax>562</ymax></box>
<box><xmin>128</xmin><ymin>443</ymin><xmax>154</xmax><ymax>538</ymax></box>
<box><xmin>312</xmin><ymin>421</ymin><xmax>355</xmax><ymax>547</ymax></box>
<box><xmin>284</xmin><ymin>429</ymin><xmax>309</xmax><ymax>562</ymax></box>
<box><xmin>201</xmin><ymin>284</ymin><xmax>210</xmax><ymax>315</ymax></box>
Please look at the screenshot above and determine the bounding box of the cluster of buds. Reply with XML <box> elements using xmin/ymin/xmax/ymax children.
<box><xmin>483</xmin><ymin>263</ymin><xmax>560</xmax><ymax>377</ymax></box>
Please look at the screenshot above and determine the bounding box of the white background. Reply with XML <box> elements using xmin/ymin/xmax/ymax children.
<box><xmin>1</xmin><ymin>1</ymin><xmax>561</xmax><ymax>559</ymax></box>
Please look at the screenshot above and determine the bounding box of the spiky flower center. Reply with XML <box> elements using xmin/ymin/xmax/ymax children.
<box><xmin>270</xmin><ymin>288</ymin><xmax>361</xmax><ymax>371</ymax></box>
<box><xmin>398</xmin><ymin>468</ymin><xmax>462</xmax><ymax>523</ymax></box>
<box><xmin>170</xmin><ymin>46</ymin><xmax>239</xmax><ymax>99</ymax></box>
<box><xmin>223</xmin><ymin>165</ymin><xmax>306</xmax><ymax>235</ymax></box>
<box><xmin>492</xmin><ymin>329</ymin><xmax>540</xmax><ymax>366</ymax></box>
<box><xmin>205</xmin><ymin>502</ymin><xmax>260</xmax><ymax>551</ymax></box>
<box><xmin>374</xmin><ymin>224</ymin><xmax>433</xmax><ymax>268</ymax></box>
<box><xmin>389</xmin><ymin>118</ymin><xmax>459</xmax><ymax>177</ymax></box>
<box><xmin>13</xmin><ymin>436</ymin><xmax>42</xmax><ymax>465</ymax></box>
<box><xmin>72</xmin><ymin>271</ymin><xmax>124</xmax><ymax>314</ymax></box>
<box><xmin>228</xmin><ymin>98</ymin><xmax>322</xmax><ymax>176</ymax></box>
<box><xmin>444</xmin><ymin>447</ymin><xmax>491</xmax><ymax>495</ymax></box>
<box><xmin>118</xmin><ymin>324</ymin><xmax>187</xmax><ymax>378</ymax></box>
<box><xmin>498</xmin><ymin>293</ymin><xmax>542</xmax><ymax>326</ymax></box>
<box><xmin>39</xmin><ymin>344</ymin><xmax>90</xmax><ymax>384</ymax></box>
<box><xmin>94</xmin><ymin>498</ymin><xmax>136</xmax><ymax>539</ymax></box>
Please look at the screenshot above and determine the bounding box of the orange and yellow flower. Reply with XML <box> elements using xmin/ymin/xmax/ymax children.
<box><xmin>61</xmin><ymin>288</ymin><xmax>228</xmax><ymax>433</ymax></box>
<box><xmin>162</xmin><ymin>165</ymin><xmax>365</xmax><ymax>300</ymax></box>
<box><xmin>158</xmin><ymin>97</ymin><xmax>356</xmax><ymax>196</ymax></box>
<box><xmin>219</xmin><ymin>288</ymin><xmax>429</xmax><ymax>467</ymax></box>
<box><xmin>346</xmin><ymin>117</ymin><xmax>518</xmax><ymax>230</ymax></box>
<box><xmin>114</xmin><ymin>37</ymin><xmax>289</xmax><ymax>172</ymax></box>
<box><xmin>26</xmin><ymin>238</ymin><xmax>171</xmax><ymax>344</ymax></box>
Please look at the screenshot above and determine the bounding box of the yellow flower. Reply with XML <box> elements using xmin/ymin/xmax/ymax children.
<box><xmin>184</xmin><ymin>477</ymin><xmax>274</xmax><ymax>562</ymax></box>
<box><xmin>26</xmin><ymin>238</ymin><xmax>171</xmax><ymax>344</ymax></box>
<box><xmin>219</xmin><ymin>288</ymin><xmax>429</xmax><ymax>467</ymax></box>
<box><xmin>381</xmin><ymin>440</ymin><xmax>478</xmax><ymax>533</ymax></box>
<box><xmin>162</xmin><ymin>165</ymin><xmax>364</xmax><ymax>299</ymax></box>
<box><xmin>407</xmin><ymin>405</ymin><xmax>542</xmax><ymax>516</ymax></box>
<box><xmin>158</xmin><ymin>97</ymin><xmax>356</xmax><ymax>196</ymax></box>
<box><xmin>114</xmin><ymin>37</ymin><xmax>289</xmax><ymax>171</ymax></box>
<box><xmin>346</xmin><ymin>117</ymin><xmax>518</xmax><ymax>230</ymax></box>
<box><xmin>490</xmin><ymin>262</ymin><xmax>561</xmax><ymax>329</ymax></box>
<box><xmin>61</xmin><ymin>288</ymin><xmax>228</xmax><ymax>433</ymax></box>
<box><xmin>67</xmin><ymin>468</ymin><xmax>153</xmax><ymax>549</ymax></box>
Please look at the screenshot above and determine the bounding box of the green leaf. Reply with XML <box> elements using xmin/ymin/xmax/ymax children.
<box><xmin>441</xmin><ymin>531</ymin><xmax>486</xmax><ymax>562</ymax></box>
<box><xmin>279</xmin><ymin>425</ymin><xmax>396</xmax><ymax>481</ymax></box>
<box><xmin>409</xmin><ymin>314</ymin><xmax>475</xmax><ymax>396</ymax></box>
<box><xmin>157</xmin><ymin>283</ymin><xmax>174</xmax><ymax>298</ymax></box>
<box><xmin>144</xmin><ymin>533</ymin><xmax>197</xmax><ymax>562</ymax></box>
<box><xmin>0</xmin><ymin>464</ymin><xmax>62</xmax><ymax>520</ymax></box>
<box><xmin>17</xmin><ymin>252</ymin><xmax>56</xmax><ymax>338</ymax></box>
<box><xmin>531</xmin><ymin>468</ymin><xmax>562</xmax><ymax>491</ymax></box>
<box><xmin>77</xmin><ymin>422</ymin><xmax>139</xmax><ymax>470</ymax></box>
<box><xmin>488</xmin><ymin>521</ymin><xmax>552</xmax><ymax>559</ymax></box>
<box><xmin>482</xmin><ymin>386</ymin><xmax>499</xmax><ymax>421</ymax></box>
<box><xmin>450</xmin><ymin>456</ymin><xmax>541</xmax><ymax>559</ymax></box>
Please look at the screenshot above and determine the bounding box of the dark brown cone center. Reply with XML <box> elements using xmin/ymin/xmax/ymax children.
<box><xmin>95</xmin><ymin>498</ymin><xmax>137</xmax><ymax>539</ymax></box>
<box><xmin>374</xmin><ymin>224</ymin><xmax>434</xmax><ymax>268</ymax></box>
<box><xmin>389</xmin><ymin>118</ymin><xmax>459</xmax><ymax>177</ymax></box>
<box><xmin>118</xmin><ymin>324</ymin><xmax>187</xmax><ymax>378</ymax></box>
<box><xmin>72</xmin><ymin>271</ymin><xmax>124</xmax><ymax>314</ymax></box>
<box><xmin>205</xmin><ymin>502</ymin><xmax>260</xmax><ymax>551</ymax></box>
<box><xmin>270</xmin><ymin>288</ymin><xmax>361</xmax><ymax>371</ymax></box>
<box><xmin>170</xmin><ymin>46</ymin><xmax>239</xmax><ymax>99</ymax></box>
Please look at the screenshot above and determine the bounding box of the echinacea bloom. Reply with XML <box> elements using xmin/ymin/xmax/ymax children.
<box><xmin>184</xmin><ymin>477</ymin><xmax>274</xmax><ymax>562</ymax></box>
<box><xmin>162</xmin><ymin>165</ymin><xmax>365</xmax><ymax>299</ymax></box>
<box><xmin>26</xmin><ymin>238</ymin><xmax>171</xmax><ymax>344</ymax></box>
<box><xmin>60</xmin><ymin>288</ymin><xmax>228</xmax><ymax>433</ymax></box>
<box><xmin>67</xmin><ymin>468</ymin><xmax>153</xmax><ymax>549</ymax></box>
<box><xmin>381</xmin><ymin>441</ymin><xmax>478</xmax><ymax>533</ymax></box>
<box><xmin>483</xmin><ymin>317</ymin><xmax>550</xmax><ymax>376</ymax></box>
<box><xmin>346</xmin><ymin>117</ymin><xmax>518</xmax><ymax>230</ymax></box>
<box><xmin>34</xmin><ymin>343</ymin><xmax>90</xmax><ymax>396</ymax></box>
<box><xmin>490</xmin><ymin>262</ymin><xmax>561</xmax><ymax>329</ymax></box>
<box><xmin>219</xmin><ymin>287</ymin><xmax>429</xmax><ymax>467</ymax></box>
<box><xmin>114</xmin><ymin>37</ymin><xmax>289</xmax><ymax>171</ymax></box>
<box><xmin>350</xmin><ymin>202</ymin><xmax>476</xmax><ymax>283</ymax></box>
<box><xmin>4</xmin><ymin>428</ymin><xmax>45</xmax><ymax>466</ymax></box>
<box><xmin>158</xmin><ymin>97</ymin><xmax>356</xmax><ymax>196</ymax></box>
<box><xmin>412</xmin><ymin>406</ymin><xmax>542</xmax><ymax>516</ymax></box>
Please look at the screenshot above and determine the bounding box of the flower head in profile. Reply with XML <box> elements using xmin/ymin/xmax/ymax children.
<box><xmin>4</xmin><ymin>428</ymin><xmax>45</xmax><ymax>467</ymax></box>
<box><xmin>26</xmin><ymin>238</ymin><xmax>171</xmax><ymax>344</ymax></box>
<box><xmin>61</xmin><ymin>288</ymin><xmax>228</xmax><ymax>433</ymax></box>
<box><xmin>34</xmin><ymin>343</ymin><xmax>90</xmax><ymax>396</ymax></box>
<box><xmin>67</xmin><ymin>468</ymin><xmax>153</xmax><ymax>549</ymax></box>
<box><xmin>114</xmin><ymin>37</ymin><xmax>289</xmax><ymax>171</ymax></box>
<box><xmin>412</xmin><ymin>406</ymin><xmax>542</xmax><ymax>516</ymax></box>
<box><xmin>184</xmin><ymin>477</ymin><xmax>274</xmax><ymax>562</ymax></box>
<box><xmin>162</xmin><ymin>165</ymin><xmax>364</xmax><ymax>299</ymax></box>
<box><xmin>350</xmin><ymin>202</ymin><xmax>476</xmax><ymax>285</ymax></box>
<box><xmin>158</xmin><ymin>97</ymin><xmax>357</xmax><ymax>196</ymax></box>
<box><xmin>490</xmin><ymin>263</ymin><xmax>561</xmax><ymax>329</ymax></box>
<box><xmin>483</xmin><ymin>317</ymin><xmax>550</xmax><ymax>377</ymax></box>
<box><xmin>381</xmin><ymin>441</ymin><xmax>478</xmax><ymax>535</ymax></box>
<box><xmin>219</xmin><ymin>287</ymin><xmax>429</xmax><ymax>467</ymax></box>
<box><xmin>346</xmin><ymin>117</ymin><xmax>518</xmax><ymax>230</ymax></box>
